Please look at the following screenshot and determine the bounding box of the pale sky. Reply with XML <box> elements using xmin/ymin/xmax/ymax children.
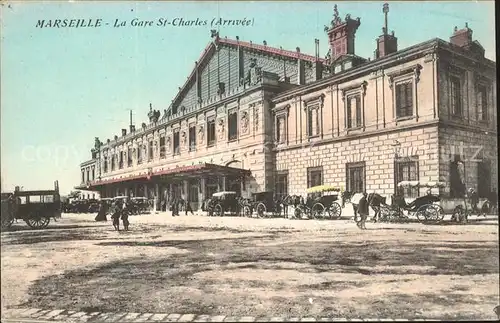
<box><xmin>1</xmin><ymin>1</ymin><xmax>496</xmax><ymax>195</ymax></box>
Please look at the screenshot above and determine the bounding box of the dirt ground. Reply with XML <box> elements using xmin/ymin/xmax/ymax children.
<box><xmin>1</xmin><ymin>213</ymin><xmax>499</xmax><ymax>320</ymax></box>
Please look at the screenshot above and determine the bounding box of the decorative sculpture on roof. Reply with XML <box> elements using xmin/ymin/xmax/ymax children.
<box><xmin>331</xmin><ymin>5</ymin><xmax>342</xmax><ymax>27</ymax></box>
<box><xmin>240</xmin><ymin>111</ymin><xmax>249</xmax><ymax>134</ymax></box>
<box><xmin>147</xmin><ymin>103</ymin><xmax>155</xmax><ymax>122</ymax></box>
<box><xmin>217</xmin><ymin>119</ymin><xmax>225</xmax><ymax>141</ymax></box>
<box><xmin>198</xmin><ymin>125</ymin><xmax>205</xmax><ymax>144</ymax></box>
<box><xmin>245</xmin><ymin>58</ymin><xmax>262</xmax><ymax>86</ymax></box>
<box><xmin>94</xmin><ymin>137</ymin><xmax>102</xmax><ymax>150</ymax></box>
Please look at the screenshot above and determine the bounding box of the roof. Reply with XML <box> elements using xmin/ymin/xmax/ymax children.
<box><xmin>77</xmin><ymin>163</ymin><xmax>251</xmax><ymax>190</ymax></box>
<box><xmin>168</xmin><ymin>36</ymin><xmax>326</xmax><ymax>113</ymax></box>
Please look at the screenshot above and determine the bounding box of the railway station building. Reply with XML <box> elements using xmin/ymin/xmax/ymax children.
<box><xmin>76</xmin><ymin>5</ymin><xmax>497</xmax><ymax>211</ymax></box>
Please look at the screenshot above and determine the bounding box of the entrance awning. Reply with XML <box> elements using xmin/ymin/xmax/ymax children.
<box><xmin>75</xmin><ymin>163</ymin><xmax>251</xmax><ymax>190</ymax></box>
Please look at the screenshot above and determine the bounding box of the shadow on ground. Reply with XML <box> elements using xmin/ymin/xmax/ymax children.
<box><xmin>20</xmin><ymin>231</ymin><xmax>499</xmax><ymax>319</ymax></box>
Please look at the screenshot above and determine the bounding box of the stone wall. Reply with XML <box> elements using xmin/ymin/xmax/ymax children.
<box><xmin>275</xmin><ymin>124</ymin><xmax>440</xmax><ymax>197</ymax></box>
<box><xmin>438</xmin><ymin>125</ymin><xmax>498</xmax><ymax>195</ymax></box>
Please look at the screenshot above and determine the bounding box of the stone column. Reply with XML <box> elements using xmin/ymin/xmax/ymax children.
<box><xmin>155</xmin><ymin>183</ymin><xmax>159</xmax><ymax>212</ymax></box>
<box><xmin>199</xmin><ymin>177</ymin><xmax>206</xmax><ymax>214</ymax></box>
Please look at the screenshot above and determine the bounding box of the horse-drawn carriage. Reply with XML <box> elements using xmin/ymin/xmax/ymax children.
<box><xmin>292</xmin><ymin>185</ymin><xmax>343</xmax><ymax>220</ymax></box>
<box><xmin>208</xmin><ymin>191</ymin><xmax>240</xmax><ymax>217</ymax></box>
<box><xmin>129</xmin><ymin>197</ymin><xmax>149</xmax><ymax>215</ymax></box>
<box><xmin>378</xmin><ymin>181</ymin><xmax>445</xmax><ymax>223</ymax></box>
<box><xmin>250</xmin><ymin>191</ymin><xmax>283</xmax><ymax>218</ymax></box>
<box><xmin>1</xmin><ymin>181</ymin><xmax>62</xmax><ymax>230</ymax></box>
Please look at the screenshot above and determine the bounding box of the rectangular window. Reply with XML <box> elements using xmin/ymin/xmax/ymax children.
<box><xmin>148</xmin><ymin>140</ymin><xmax>154</xmax><ymax>161</ymax></box>
<box><xmin>207</xmin><ymin>118</ymin><xmax>216</xmax><ymax>147</ymax></box>
<box><xmin>159</xmin><ymin>136</ymin><xmax>166</xmax><ymax>158</ymax></box>
<box><xmin>189</xmin><ymin>125</ymin><xmax>196</xmax><ymax>151</ymax></box>
<box><xmin>128</xmin><ymin>147</ymin><xmax>133</xmax><ymax>166</ymax></box>
<box><xmin>103</xmin><ymin>157</ymin><xmax>108</xmax><ymax>173</ymax></box>
<box><xmin>449</xmin><ymin>155</ymin><xmax>465</xmax><ymax>198</ymax></box>
<box><xmin>450</xmin><ymin>76</ymin><xmax>462</xmax><ymax>117</ymax></box>
<box><xmin>394</xmin><ymin>158</ymin><xmax>419</xmax><ymax>198</ymax></box>
<box><xmin>86</xmin><ymin>169</ymin><xmax>89</xmax><ymax>182</ymax></box>
<box><xmin>307</xmin><ymin>107</ymin><xmax>320</xmax><ymax>137</ymax></box>
<box><xmin>395</xmin><ymin>81</ymin><xmax>413</xmax><ymax>118</ymax></box>
<box><xmin>307</xmin><ymin>166</ymin><xmax>323</xmax><ymax>188</ymax></box>
<box><xmin>29</xmin><ymin>195</ymin><xmax>41</xmax><ymax>203</ymax></box>
<box><xmin>346</xmin><ymin>162</ymin><xmax>365</xmax><ymax>193</ymax></box>
<box><xmin>276</xmin><ymin>117</ymin><xmax>285</xmax><ymax>143</ymax></box>
<box><xmin>477</xmin><ymin>160</ymin><xmax>491</xmax><ymax>198</ymax></box>
<box><xmin>111</xmin><ymin>155</ymin><xmax>115</xmax><ymax>171</ymax></box>
<box><xmin>81</xmin><ymin>171</ymin><xmax>85</xmax><ymax>183</ymax></box>
<box><xmin>137</xmin><ymin>145</ymin><xmax>143</xmax><ymax>164</ymax></box>
<box><xmin>91</xmin><ymin>168</ymin><xmax>95</xmax><ymax>180</ymax></box>
<box><xmin>173</xmin><ymin>131</ymin><xmax>180</xmax><ymax>155</ymax></box>
<box><xmin>228</xmin><ymin>111</ymin><xmax>238</xmax><ymax>141</ymax></box>
<box><xmin>346</xmin><ymin>95</ymin><xmax>362</xmax><ymax>128</ymax></box>
<box><xmin>119</xmin><ymin>151</ymin><xmax>124</xmax><ymax>169</ymax></box>
<box><xmin>42</xmin><ymin>195</ymin><xmax>54</xmax><ymax>203</ymax></box>
<box><xmin>275</xmin><ymin>171</ymin><xmax>288</xmax><ymax>201</ymax></box>
<box><xmin>477</xmin><ymin>85</ymin><xmax>488</xmax><ymax>121</ymax></box>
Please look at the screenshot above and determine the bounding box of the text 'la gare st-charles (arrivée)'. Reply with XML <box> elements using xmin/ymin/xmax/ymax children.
<box><xmin>35</xmin><ymin>17</ymin><xmax>254</xmax><ymax>28</ymax></box>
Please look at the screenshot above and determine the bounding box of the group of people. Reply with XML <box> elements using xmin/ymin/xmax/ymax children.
<box><xmin>169</xmin><ymin>197</ymin><xmax>194</xmax><ymax>216</ymax></box>
<box><xmin>95</xmin><ymin>198</ymin><xmax>129</xmax><ymax>231</ymax></box>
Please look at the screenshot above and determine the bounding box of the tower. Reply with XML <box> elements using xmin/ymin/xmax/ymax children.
<box><xmin>325</xmin><ymin>5</ymin><xmax>361</xmax><ymax>63</ymax></box>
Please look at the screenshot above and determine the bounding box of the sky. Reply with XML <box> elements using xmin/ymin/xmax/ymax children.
<box><xmin>0</xmin><ymin>1</ymin><xmax>496</xmax><ymax>195</ymax></box>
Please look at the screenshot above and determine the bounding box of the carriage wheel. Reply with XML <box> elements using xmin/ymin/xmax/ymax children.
<box><xmin>415</xmin><ymin>206</ymin><xmax>429</xmax><ymax>223</ymax></box>
<box><xmin>256</xmin><ymin>203</ymin><xmax>267</xmax><ymax>218</ymax></box>
<box><xmin>451</xmin><ymin>206</ymin><xmax>467</xmax><ymax>224</ymax></box>
<box><xmin>214</xmin><ymin>204</ymin><xmax>223</xmax><ymax>217</ymax></box>
<box><xmin>25</xmin><ymin>213</ymin><xmax>50</xmax><ymax>229</ymax></box>
<box><xmin>312</xmin><ymin>203</ymin><xmax>325</xmax><ymax>219</ymax></box>
<box><xmin>328</xmin><ymin>202</ymin><xmax>342</xmax><ymax>219</ymax></box>
<box><xmin>294</xmin><ymin>207</ymin><xmax>302</xmax><ymax>219</ymax></box>
<box><xmin>243</xmin><ymin>206</ymin><xmax>252</xmax><ymax>217</ymax></box>
<box><xmin>378</xmin><ymin>205</ymin><xmax>392</xmax><ymax>222</ymax></box>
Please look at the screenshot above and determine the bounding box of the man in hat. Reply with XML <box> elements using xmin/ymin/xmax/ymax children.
<box><xmin>357</xmin><ymin>192</ymin><xmax>370</xmax><ymax>230</ymax></box>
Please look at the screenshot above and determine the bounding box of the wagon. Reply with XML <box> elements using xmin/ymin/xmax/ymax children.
<box><xmin>1</xmin><ymin>181</ymin><xmax>62</xmax><ymax>230</ymax></box>
<box><xmin>306</xmin><ymin>185</ymin><xmax>342</xmax><ymax>219</ymax></box>
<box><xmin>130</xmin><ymin>197</ymin><xmax>149</xmax><ymax>214</ymax></box>
<box><xmin>380</xmin><ymin>181</ymin><xmax>445</xmax><ymax>223</ymax></box>
<box><xmin>252</xmin><ymin>191</ymin><xmax>283</xmax><ymax>218</ymax></box>
<box><xmin>211</xmin><ymin>191</ymin><xmax>239</xmax><ymax>217</ymax></box>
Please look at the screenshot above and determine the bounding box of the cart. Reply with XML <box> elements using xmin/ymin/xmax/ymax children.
<box><xmin>211</xmin><ymin>191</ymin><xmax>239</xmax><ymax>217</ymax></box>
<box><xmin>380</xmin><ymin>181</ymin><xmax>445</xmax><ymax>223</ymax></box>
<box><xmin>305</xmin><ymin>185</ymin><xmax>342</xmax><ymax>219</ymax></box>
<box><xmin>1</xmin><ymin>181</ymin><xmax>62</xmax><ymax>230</ymax></box>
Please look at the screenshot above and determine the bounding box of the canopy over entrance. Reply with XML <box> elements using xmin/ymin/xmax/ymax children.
<box><xmin>75</xmin><ymin>163</ymin><xmax>251</xmax><ymax>191</ymax></box>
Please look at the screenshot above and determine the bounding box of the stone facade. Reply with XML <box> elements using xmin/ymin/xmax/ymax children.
<box><xmin>78</xmin><ymin>14</ymin><xmax>496</xmax><ymax>206</ymax></box>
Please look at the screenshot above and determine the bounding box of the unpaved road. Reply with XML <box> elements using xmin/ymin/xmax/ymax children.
<box><xmin>1</xmin><ymin>213</ymin><xmax>499</xmax><ymax>320</ymax></box>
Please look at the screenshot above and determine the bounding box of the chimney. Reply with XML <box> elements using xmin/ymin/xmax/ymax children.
<box><xmin>325</xmin><ymin>5</ymin><xmax>361</xmax><ymax>63</ymax></box>
<box><xmin>450</xmin><ymin>23</ymin><xmax>473</xmax><ymax>47</ymax></box>
<box><xmin>121</xmin><ymin>129</ymin><xmax>127</xmax><ymax>136</ymax></box>
<box><xmin>449</xmin><ymin>23</ymin><xmax>484</xmax><ymax>58</ymax></box>
<box><xmin>314</xmin><ymin>39</ymin><xmax>323</xmax><ymax>81</ymax></box>
<box><xmin>374</xmin><ymin>3</ymin><xmax>398</xmax><ymax>59</ymax></box>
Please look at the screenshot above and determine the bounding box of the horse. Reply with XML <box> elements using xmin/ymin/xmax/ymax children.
<box><xmin>349</xmin><ymin>192</ymin><xmax>387</xmax><ymax>222</ymax></box>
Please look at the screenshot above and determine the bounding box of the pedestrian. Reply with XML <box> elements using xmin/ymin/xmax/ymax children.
<box><xmin>357</xmin><ymin>192</ymin><xmax>369</xmax><ymax>230</ymax></box>
<box><xmin>94</xmin><ymin>200</ymin><xmax>107</xmax><ymax>222</ymax></box>
<box><xmin>111</xmin><ymin>200</ymin><xmax>121</xmax><ymax>231</ymax></box>
<box><xmin>171</xmin><ymin>197</ymin><xmax>178</xmax><ymax>216</ymax></box>
<box><xmin>121</xmin><ymin>198</ymin><xmax>130</xmax><ymax>231</ymax></box>
<box><xmin>185</xmin><ymin>199</ymin><xmax>194</xmax><ymax>216</ymax></box>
